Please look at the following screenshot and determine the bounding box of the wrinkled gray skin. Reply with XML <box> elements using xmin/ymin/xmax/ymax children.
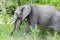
<box><xmin>10</xmin><ymin>4</ymin><xmax>60</xmax><ymax>36</ymax></box>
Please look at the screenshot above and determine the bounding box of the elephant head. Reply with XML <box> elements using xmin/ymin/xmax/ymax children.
<box><xmin>10</xmin><ymin>5</ymin><xmax>31</xmax><ymax>36</ymax></box>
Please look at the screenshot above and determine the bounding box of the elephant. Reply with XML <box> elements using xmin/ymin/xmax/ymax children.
<box><xmin>10</xmin><ymin>4</ymin><xmax>60</xmax><ymax>36</ymax></box>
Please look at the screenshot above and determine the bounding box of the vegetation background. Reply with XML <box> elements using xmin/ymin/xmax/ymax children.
<box><xmin>0</xmin><ymin>0</ymin><xmax>60</xmax><ymax>40</ymax></box>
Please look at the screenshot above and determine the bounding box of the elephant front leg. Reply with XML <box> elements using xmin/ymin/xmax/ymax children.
<box><xmin>17</xmin><ymin>19</ymin><xmax>22</xmax><ymax>30</ymax></box>
<box><xmin>24</xmin><ymin>20</ymin><xmax>31</xmax><ymax>35</ymax></box>
<box><xmin>30</xmin><ymin>21</ymin><xmax>36</xmax><ymax>29</ymax></box>
<box><xmin>31</xmin><ymin>23</ymin><xmax>35</xmax><ymax>29</ymax></box>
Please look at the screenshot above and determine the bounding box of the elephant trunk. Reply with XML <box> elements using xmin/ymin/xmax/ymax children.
<box><xmin>10</xmin><ymin>16</ymin><xmax>17</xmax><ymax>36</ymax></box>
<box><xmin>19</xmin><ymin>18</ymin><xmax>22</xmax><ymax>25</ymax></box>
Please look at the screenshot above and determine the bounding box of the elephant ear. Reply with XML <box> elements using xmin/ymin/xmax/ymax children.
<box><xmin>22</xmin><ymin>5</ymin><xmax>31</xmax><ymax>20</ymax></box>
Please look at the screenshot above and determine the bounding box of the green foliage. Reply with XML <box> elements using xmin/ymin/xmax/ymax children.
<box><xmin>1</xmin><ymin>0</ymin><xmax>60</xmax><ymax>15</ymax></box>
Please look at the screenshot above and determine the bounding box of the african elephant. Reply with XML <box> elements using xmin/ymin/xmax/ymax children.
<box><xmin>10</xmin><ymin>4</ymin><xmax>60</xmax><ymax>36</ymax></box>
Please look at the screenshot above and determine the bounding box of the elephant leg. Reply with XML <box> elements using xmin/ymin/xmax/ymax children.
<box><xmin>17</xmin><ymin>19</ymin><xmax>22</xmax><ymax>30</ymax></box>
<box><xmin>31</xmin><ymin>23</ymin><xmax>35</xmax><ymax>29</ymax></box>
<box><xmin>10</xmin><ymin>20</ymin><xmax>17</xmax><ymax>36</ymax></box>
<box><xmin>31</xmin><ymin>21</ymin><xmax>35</xmax><ymax>29</ymax></box>
<box><xmin>24</xmin><ymin>20</ymin><xmax>31</xmax><ymax>34</ymax></box>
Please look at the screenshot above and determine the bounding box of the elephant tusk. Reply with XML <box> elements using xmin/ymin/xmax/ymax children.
<box><xmin>7</xmin><ymin>17</ymin><xmax>16</xmax><ymax>24</ymax></box>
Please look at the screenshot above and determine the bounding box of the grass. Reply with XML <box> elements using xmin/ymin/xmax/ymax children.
<box><xmin>0</xmin><ymin>23</ymin><xmax>60</xmax><ymax>40</ymax></box>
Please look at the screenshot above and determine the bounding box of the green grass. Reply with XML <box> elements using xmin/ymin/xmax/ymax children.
<box><xmin>0</xmin><ymin>22</ymin><xmax>60</xmax><ymax>40</ymax></box>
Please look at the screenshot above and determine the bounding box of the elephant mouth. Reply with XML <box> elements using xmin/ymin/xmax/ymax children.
<box><xmin>20</xmin><ymin>19</ymin><xmax>22</xmax><ymax>25</ymax></box>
